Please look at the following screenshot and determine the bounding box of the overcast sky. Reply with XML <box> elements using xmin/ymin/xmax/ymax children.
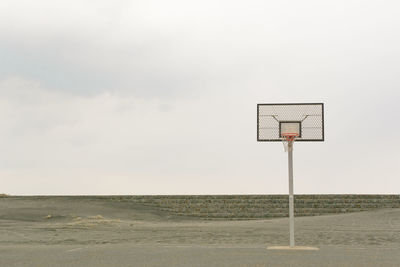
<box><xmin>1</xmin><ymin>0</ymin><xmax>399</xmax><ymax>195</ymax></box>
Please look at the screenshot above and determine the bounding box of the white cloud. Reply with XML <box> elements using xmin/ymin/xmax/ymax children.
<box><xmin>1</xmin><ymin>75</ymin><xmax>399</xmax><ymax>195</ymax></box>
<box><xmin>2</xmin><ymin>0</ymin><xmax>398</xmax><ymax>97</ymax></box>
<box><xmin>0</xmin><ymin>77</ymin><xmax>271</xmax><ymax>194</ymax></box>
<box><xmin>0</xmin><ymin>1</ymin><xmax>399</xmax><ymax>194</ymax></box>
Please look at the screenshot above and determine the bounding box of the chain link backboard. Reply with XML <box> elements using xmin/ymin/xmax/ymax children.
<box><xmin>257</xmin><ymin>103</ymin><xmax>324</xmax><ymax>142</ymax></box>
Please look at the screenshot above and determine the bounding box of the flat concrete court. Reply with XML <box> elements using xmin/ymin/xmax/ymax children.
<box><xmin>1</xmin><ymin>197</ymin><xmax>400</xmax><ymax>266</ymax></box>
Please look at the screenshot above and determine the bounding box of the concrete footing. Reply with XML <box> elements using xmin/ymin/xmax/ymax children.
<box><xmin>267</xmin><ymin>246</ymin><xmax>319</xmax><ymax>251</ymax></box>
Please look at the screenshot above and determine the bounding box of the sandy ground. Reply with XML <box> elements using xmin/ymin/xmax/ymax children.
<box><xmin>1</xmin><ymin>197</ymin><xmax>400</xmax><ymax>266</ymax></box>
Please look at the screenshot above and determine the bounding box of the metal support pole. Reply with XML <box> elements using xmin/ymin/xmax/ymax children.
<box><xmin>288</xmin><ymin>142</ymin><xmax>295</xmax><ymax>247</ymax></box>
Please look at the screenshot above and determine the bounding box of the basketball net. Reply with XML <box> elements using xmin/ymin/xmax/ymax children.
<box><xmin>281</xmin><ymin>133</ymin><xmax>299</xmax><ymax>152</ymax></box>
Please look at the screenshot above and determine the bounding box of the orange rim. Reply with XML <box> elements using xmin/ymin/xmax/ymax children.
<box><xmin>281</xmin><ymin>133</ymin><xmax>299</xmax><ymax>142</ymax></box>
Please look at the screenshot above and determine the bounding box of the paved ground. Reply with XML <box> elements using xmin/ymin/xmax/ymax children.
<box><xmin>2</xmin><ymin>244</ymin><xmax>400</xmax><ymax>267</ymax></box>
<box><xmin>1</xmin><ymin>197</ymin><xmax>400</xmax><ymax>266</ymax></box>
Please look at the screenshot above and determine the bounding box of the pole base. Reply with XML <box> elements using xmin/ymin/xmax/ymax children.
<box><xmin>267</xmin><ymin>246</ymin><xmax>319</xmax><ymax>251</ymax></box>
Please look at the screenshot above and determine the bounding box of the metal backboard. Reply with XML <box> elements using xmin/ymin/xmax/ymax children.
<box><xmin>257</xmin><ymin>103</ymin><xmax>324</xmax><ymax>142</ymax></box>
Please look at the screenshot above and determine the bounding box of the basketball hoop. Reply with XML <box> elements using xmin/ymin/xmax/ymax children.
<box><xmin>281</xmin><ymin>133</ymin><xmax>299</xmax><ymax>152</ymax></box>
<box><xmin>257</xmin><ymin>103</ymin><xmax>324</xmax><ymax>248</ymax></box>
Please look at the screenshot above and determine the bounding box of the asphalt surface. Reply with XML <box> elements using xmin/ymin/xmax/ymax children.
<box><xmin>1</xmin><ymin>244</ymin><xmax>400</xmax><ymax>267</ymax></box>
